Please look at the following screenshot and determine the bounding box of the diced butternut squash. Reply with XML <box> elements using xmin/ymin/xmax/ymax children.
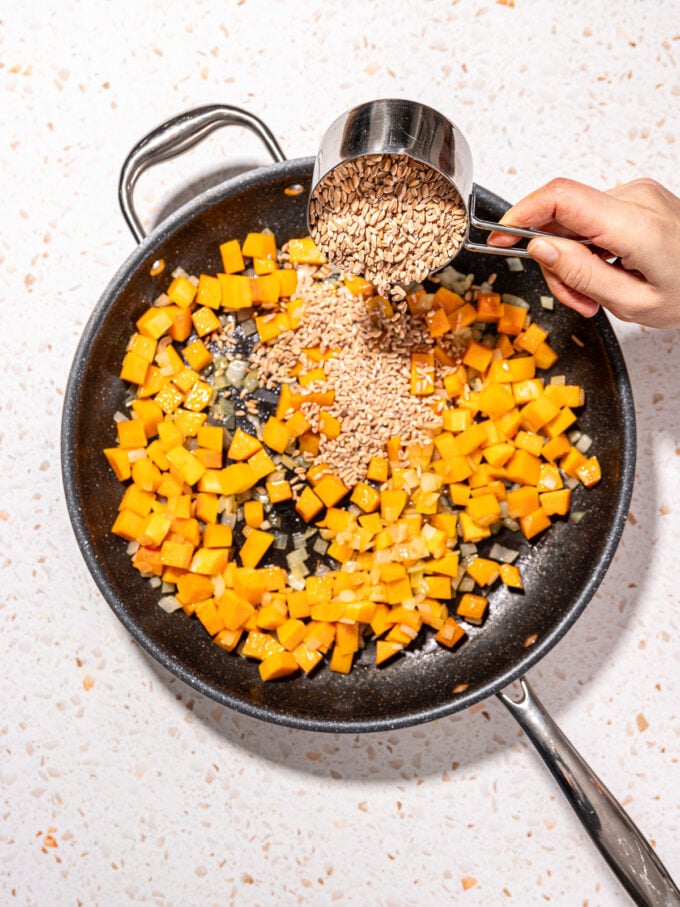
<box><xmin>434</xmin><ymin>617</ymin><xmax>467</xmax><ymax>649</ymax></box>
<box><xmin>220</xmin><ymin>239</ymin><xmax>245</xmax><ymax>274</ymax></box>
<box><xmin>239</xmin><ymin>529</ymin><xmax>275</xmax><ymax>569</ymax></box>
<box><xmin>108</xmin><ymin>228</ymin><xmax>599</xmax><ymax>681</ymax></box>
<box><xmin>456</xmin><ymin>593</ymin><xmax>489</xmax><ymax>625</ymax></box>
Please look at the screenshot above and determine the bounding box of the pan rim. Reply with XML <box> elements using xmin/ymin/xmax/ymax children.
<box><xmin>60</xmin><ymin>164</ymin><xmax>637</xmax><ymax>733</ymax></box>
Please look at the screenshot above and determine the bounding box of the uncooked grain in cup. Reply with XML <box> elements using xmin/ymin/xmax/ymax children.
<box><xmin>309</xmin><ymin>153</ymin><xmax>468</xmax><ymax>296</ymax></box>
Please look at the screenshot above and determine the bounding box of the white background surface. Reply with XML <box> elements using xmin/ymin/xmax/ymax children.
<box><xmin>2</xmin><ymin>2</ymin><xmax>679</xmax><ymax>905</ymax></box>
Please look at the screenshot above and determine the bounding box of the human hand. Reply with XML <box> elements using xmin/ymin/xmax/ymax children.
<box><xmin>487</xmin><ymin>177</ymin><xmax>680</xmax><ymax>329</ymax></box>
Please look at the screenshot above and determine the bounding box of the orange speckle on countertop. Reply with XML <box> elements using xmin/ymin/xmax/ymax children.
<box><xmin>461</xmin><ymin>876</ymin><xmax>478</xmax><ymax>890</ymax></box>
<box><xmin>38</xmin><ymin>829</ymin><xmax>59</xmax><ymax>853</ymax></box>
<box><xmin>636</xmin><ymin>713</ymin><xmax>649</xmax><ymax>732</ymax></box>
<box><xmin>82</xmin><ymin>675</ymin><xmax>94</xmax><ymax>691</ymax></box>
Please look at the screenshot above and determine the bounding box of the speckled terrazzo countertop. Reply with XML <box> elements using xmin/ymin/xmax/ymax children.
<box><xmin>1</xmin><ymin>2</ymin><xmax>679</xmax><ymax>905</ymax></box>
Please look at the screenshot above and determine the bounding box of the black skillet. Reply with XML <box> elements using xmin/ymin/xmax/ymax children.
<box><xmin>61</xmin><ymin>106</ymin><xmax>679</xmax><ymax>905</ymax></box>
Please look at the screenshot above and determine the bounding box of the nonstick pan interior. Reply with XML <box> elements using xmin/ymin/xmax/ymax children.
<box><xmin>61</xmin><ymin>158</ymin><xmax>635</xmax><ymax>732</ymax></box>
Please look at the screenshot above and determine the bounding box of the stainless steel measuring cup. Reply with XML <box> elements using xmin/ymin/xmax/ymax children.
<box><xmin>309</xmin><ymin>98</ymin><xmax>565</xmax><ymax>261</ymax></box>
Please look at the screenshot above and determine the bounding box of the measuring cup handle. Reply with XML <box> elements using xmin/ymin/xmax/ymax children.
<box><xmin>118</xmin><ymin>104</ymin><xmax>287</xmax><ymax>243</ymax></box>
<box><xmin>498</xmin><ymin>677</ymin><xmax>680</xmax><ymax>906</ymax></box>
<box><xmin>465</xmin><ymin>189</ymin><xmax>593</xmax><ymax>258</ymax></box>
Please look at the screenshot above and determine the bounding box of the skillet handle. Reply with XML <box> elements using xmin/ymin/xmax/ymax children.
<box><xmin>118</xmin><ymin>104</ymin><xmax>287</xmax><ymax>243</ymax></box>
<box><xmin>498</xmin><ymin>677</ymin><xmax>680</xmax><ymax>907</ymax></box>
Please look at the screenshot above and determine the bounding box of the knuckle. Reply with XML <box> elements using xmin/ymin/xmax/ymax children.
<box><xmin>559</xmin><ymin>252</ymin><xmax>594</xmax><ymax>294</ymax></box>
<box><xmin>629</xmin><ymin>176</ymin><xmax>660</xmax><ymax>193</ymax></box>
<box><xmin>545</xmin><ymin>177</ymin><xmax>575</xmax><ymax>199</ymax></box>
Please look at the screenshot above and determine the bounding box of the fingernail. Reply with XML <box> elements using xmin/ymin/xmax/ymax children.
<box><xmin>528</xmin><ymin>238</ymin><xmax>558</xmax><ymax>266</ymax></box>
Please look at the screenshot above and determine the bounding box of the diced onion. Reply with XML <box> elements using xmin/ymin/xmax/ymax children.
<box><xmin>287</xmin><ymin>573</ymin><xmax>306</xmax><ymax>591</ymax></box>
<box><xmin>226</xmin><ymin>360</ymin><xmax>248</xmax><ymax>387</ymax></box>
<box><xmin>242</xmin><ymin>372</ymin><xmax>259</xmax><ymax>393</ymax></box>
<box><xmin>436</xmin><ymin>266</ymin><xmax>474</xmax><ymax>294</ymax></box>
<box><xmin>458</xmin><ymin>575</ymin><xmax>476</xmax><ymax>593</ymax></box>
<box><xmin>313</xmin><ymin>537</ymin><xmax>329</xmax><ymax>556</ymax></box>
<box><xmin>489</xmin><ymin>543</ymin><xmax>519</xmax><ymax>563</ymax></box>
<box><xmin>501</xmin><ymin>293</ymin><xmax>530</xmax><ymax>309</ymax></box>
<box><xmin>575</xmin><ymin>433</ymin><xmax>593</xmax><ymax>453</ymax></box>
<box><xmin>286</xmin><ymin>547</ymin><xmax>309</xmax><ymax>568</ymax></box>
<box><xmin>273</xmin><ymin>532</ymin><xmax>288</xmax><ymax>550</ymax></box>
<box><xmin>158</xmin><ymin>595</ymin><xmax>183</xmax><ymax>613</ymax></box>
<box><xmin>290</xmin><ymin>561</ymin><xmax>310</xmax><ymax>581</ymax></box>
<box><xmin>506</xmin><ymin>257</ymin><xmax>524</xmax><ymax>272</ymax></box>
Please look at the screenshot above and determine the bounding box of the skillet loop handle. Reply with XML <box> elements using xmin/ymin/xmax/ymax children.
<box><xmin>118</xmin><ymin>104</ymin><xmax>287</xmax><ymax>244</ymax></box>
<box><xmin>498</xmin><ymin>678</ymin><xmax>680</xmax><ymax>906</ymax></box>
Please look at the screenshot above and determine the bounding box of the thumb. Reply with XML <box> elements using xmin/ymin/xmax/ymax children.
<box><xmin>526</xmin><ymin>236</ymin><xmax>649</xmax><ymax>319</ymax></box>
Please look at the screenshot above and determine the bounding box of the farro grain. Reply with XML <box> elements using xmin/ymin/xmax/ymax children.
<box><xmin>309</xmin><ymin>154</ymin><xmax>468</xmax><ymax>297</ymax></box>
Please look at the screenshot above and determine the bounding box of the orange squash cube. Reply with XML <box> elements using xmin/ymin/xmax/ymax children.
<box><xmin>287</xmin><ymin>236</ymin><xmax>325</xmax><ymax>264</ymax></box>
<box><xmin>215</xmin><ymin>462</ymin><xmax>257</xmax><ymax>495</ymax></box>
<box><xmin>262</xmin><ymin>416</ymin><xmax>291</xmax><ymax>454</ymax></box>
<box><xmin>519</xmin><ymin>507</ymin><xmax>552</xmax><ymax>540</ymax></box>
<box><xmin>166</xmin><ymin>275</ymin><xmax>197</xmax><ymax>308</ymax></box>
<box><xmin>242</xmin><ymin>231</ymin><xmax>277</xmax><ymax>260</ymax></box>
<box><xmin>576</xmin><ymin>455</ymin><xmax>602</xmax><ymax>488</ymax></box>
<box><xmin>433</xmin><ymin>286</ymin><xmax>465</xmax><ymax>313</ymax></box>
<box><xmin>499</xmin><ymin>563</ymin><xmax>523</xmax><ymax>589</ymax></box>
<box><xmin>136</xmin><ymin>306</ymin><xmax>174</xmax><ymax>340</ymax></box>
<box><xmin>259</xmin><ymin>650</ymin><xmax>299</xmax><ymax>681</ymax></box>
<box><xmin>219</xmin><ymin>239</ymin><xmax>245</xmax><ymax>274</ymax></box>
<box><xmin>540</xmin><ymin>488</ymin><xmax>572</xmax><ymax>516</ymax></box>
<box><xmin>239</xmin><ymin>529</ymin><xmax>275</xmax><ymax>569</ymax></box>
<box><xmin>191</xmin><ymin>306</ymin><xmax>221</xmax><ymax>338</ymax></box>
<box><xmin>350</xmin><ymin>481</ymin><xmax>381</xmax><ymax>513</ymax></box>
<box><xmin>196</xmin><ymin>273</ymin><xmax>222</xmax><ymax>309</ymax></box>
<box><xmin>227</xmin><ymin>429</ymin><xmax>263</xmax><ymax>461</ymax></box>
<box><xmin>434</xmin><ymin>617</ymin><xmax>467</xmax><ymax>649</ymax></box>
<box><xmin>183</xmin><ymin>338</ymin><xmax>213</xmax><ymax>371</ymax></box>
<box><xmin>314</xmin><ymin>474</ymin><xmax>349</xmax><ymax>508</ymax></box>
<box><xmin>456</xmin><ymin>593</ymin><xmax>489</xmax><ymax>625</ymax></box>
<box><xmin>266</xmin><ymin>478</ymin><xmax>293</xmax><ymax>503</ymax></box>
<box><xmin>202</xmin><ymin>523</ymin><xmax>233</xmax><ymax>549</ymax></box>
<box><xmin>295</xmin><ymin>486</ymin><xmax>324</xmax><ymax>522</ymax></box>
